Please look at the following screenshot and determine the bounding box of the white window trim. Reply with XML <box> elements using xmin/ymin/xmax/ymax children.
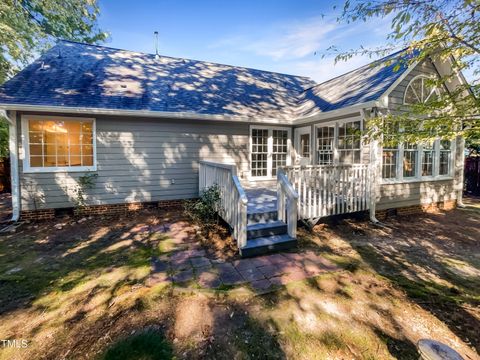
<box><xmin>313</xmin><ymin>117</ymin><xmax>363</xmax><ymax>165</ymax></box>
<box><xmin>403</xmin><ymin>74</ymin><xmax>441</xmax><ymax>105</ymax></box>
<box><xmin>21</xmin><ymin>115</ymin><xmax>97</xmax><ymax>173</ymax></box>
<box><xmin>382</xmin><ymin>74</ymin><xmax>454</xmax><ymax>184</ymax></box>
<box><xmin>381</xmin><ymin>139</ymin><xmax>455</xmax><ymax>184</ymax></box>
<box><xmin>294</xmin><ymin>126</ymin><xmax>312</xmax><ymax>164</ymax></box>
<box><xmin>249</xmin><ymin>125</ymin><xmax>292</xmax><ymax>180</ymax></box>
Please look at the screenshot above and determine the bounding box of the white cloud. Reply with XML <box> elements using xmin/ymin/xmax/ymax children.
<box><xmin>209</xmin><ymin>13</ymin><xmax>393</xmax><ymax>81</ymax></box>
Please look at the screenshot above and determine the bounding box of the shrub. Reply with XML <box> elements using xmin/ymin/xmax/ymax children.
<box><xmin>184</xmin><ymin>184</ymin><xmax>222</xmax><ymax>231</ymax></box>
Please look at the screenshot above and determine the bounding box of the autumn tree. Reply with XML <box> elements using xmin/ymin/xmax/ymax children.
<box><xmin>334</xmin><ymin>0</ymin><xmax>480</xmax><ymax>145</ymax></box>
<box><xmin>0</xmin><ymin>0</ymin><xmax>107</xmax><ymax>157</ymax></box>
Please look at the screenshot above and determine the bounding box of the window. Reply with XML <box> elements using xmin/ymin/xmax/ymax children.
<box><xmin>439</xmin><ymin>140</ymin><xmax>452</xmax><ymax>176</ymax></box>
<box><xmin>251</xmin><ymin>128</ymin><xmax>268</xmax><ymax>177</ymax></box>
<box><xmin>316</xmin><ymin>126</ymin><xmax>335</xmax><ymax>165</ymax></box>
<box><xmin>403</xmin><ymin>142</ymin><xmax>417</xmax><ymax>178</ymax></box>
<box><xmin>338</xmin><ymin>121</ymin><xmax>361</xmax><ymax>164</ymax></box>
<box><xmin>381</xmin><ymin>75</ymin><xmax>452</xmax><ymax>182</ymax></box>
<box><xmin>300</xmin><ymin>133</ymin><xmax>310</xmax><ymax>158</ymax></box>
<box><xmin>250</xmin><ymin>127</ymin><xmax>291</xmax><ymax>178</ymax></box>
<box><xmin>316</xmin><ymin>121</ymin><xmax>362</xmax><ymax>165</ymax></box>
<box><xmin>23</xmin><ymin>117</ymin><xmax>96</xmax><ymax>172</ymax></box>
<box><xmin>404</xmin><ymin>75</ymin><xmax>440</xmax><ymax>104</ymax></box>
<box><xmin>421</xmin><ymin>141</ymin><xmax>435</xmax><ymax>176</ymax></box>
<box><xmin>272</xmin><ymin>130</ymin><xmax>288</xmax><ymax>176</ymax></box>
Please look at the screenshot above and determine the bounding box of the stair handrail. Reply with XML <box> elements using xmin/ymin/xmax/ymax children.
<box><xmin>199</xmin><ymin>161</ymin><xmax>248</xmax><ymax>249</ymax></box>
<box><xmin>277</xmin><ymin>168</ymin><xmax>299</xmax><ymax>239</ymax></box>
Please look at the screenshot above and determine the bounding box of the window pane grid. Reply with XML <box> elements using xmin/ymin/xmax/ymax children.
<box><xmin>403</xmin><ymin>143</ymin><xmax>417</xmax><ymax>178</ymax></box>
<box><xmin>439</xmin><ymin>140</ymin><xmax>451</xmax><ymax>175</ymax></box>
<box><xmin>382</xmin><ymin>150</ymin><xmax>398</xmax><ymax>179</ymax></box>
<box><xmin>27</xmin><ymin>119</ymin><xmax>94</xmax><ymax>169</ymax></box>
<box><xmin>272</xmin><ymin>130</ymin><xmax>288</xmax><ymax>176</ymax></box>
<box><xmin>251</xmin><ymin>129</ymin><xmax>268</xmax><ymax>177</ymax></box>
<box><xmin>338</xmin><ymin>121</ymin><xmax>361</xmax><ymax>165</ymax></box>
<box><xmin>317</xmin><ymin>126</ymin><xmax>334</xmax><ymax>165</ymax></box>
<box><xmin>422</xmin><ymin>142</ymin><xmax>435</xmax><ymax>176</ymax></box>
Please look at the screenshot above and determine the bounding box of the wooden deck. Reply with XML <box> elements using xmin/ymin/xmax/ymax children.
<box><xmin>199</xmin><ymin>161</ymin><xmax>372</xmax><ymax>257</ymax></box>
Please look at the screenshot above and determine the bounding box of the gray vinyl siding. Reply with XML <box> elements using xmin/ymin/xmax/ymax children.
<box><xmin>377</xmin><ymin>60</ymin><xmax>461</xmax><ymax>209</ymax></box>
<box><xmin>18</xmin><ymin>114</ymin><xmax>250</xmax><ymax>210</ymax></box>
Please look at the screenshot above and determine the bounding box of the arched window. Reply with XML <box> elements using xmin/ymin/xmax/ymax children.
<box><xmin>403</xmin><ymin>75</ymin><xmax>439</xmax><ymax>104</ymax></box>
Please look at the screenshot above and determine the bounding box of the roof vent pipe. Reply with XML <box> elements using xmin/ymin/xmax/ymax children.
<box><xmin>154</xmin><ymin>31</ymin><xmax>160</xmax><ymax>59</ymax></box>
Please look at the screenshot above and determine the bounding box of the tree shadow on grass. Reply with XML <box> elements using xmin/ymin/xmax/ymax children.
<box><xmin>100</xmin><ymin>329</ymin><xmax>174</xmax><ymax>360</ymax></box>
<box><xmin>334</xmin><ymin>212</ymin><xmax>480</xmax><ymax>354</ymax></box>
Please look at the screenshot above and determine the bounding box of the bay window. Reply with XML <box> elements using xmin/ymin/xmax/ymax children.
<box><xmin>22</xmin><ymin>116</ymin><xmax>96</xmax><ymax>172</ymax></box>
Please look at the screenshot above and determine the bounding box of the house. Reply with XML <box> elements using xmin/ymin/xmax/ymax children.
<box><xmin>0</xmin><ymin>41</ymin><xmax>467</xmax><ymax>256</ymax></box>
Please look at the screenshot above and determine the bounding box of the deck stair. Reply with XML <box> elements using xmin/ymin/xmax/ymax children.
<box><xmin>199</xmin><ymin>161</ymin><xmax>299</xmax><ymax>258</ymax></box>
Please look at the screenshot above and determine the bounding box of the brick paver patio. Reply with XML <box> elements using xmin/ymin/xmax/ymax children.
<box><xmin>141</xmin><ymin>220</ymin><xmax>341</xmax><ymax>293</ymax></box>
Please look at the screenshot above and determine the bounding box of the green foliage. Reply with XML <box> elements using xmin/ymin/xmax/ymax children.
<box><xmin>184</xmin><ymin>184</ymin><xmax>222</xmax><ymax>231</ymax></box>
<box><xmin>0</xmin><ymin>0</ymin><xmax>108</xmax><ymax>84</ymax></box>
<box><xmin>101</xmin><ymin>330</ymin><xmax>173</xmax><ymax>360</ymax></box>
<box><xmin>334</xmin><ymin>0</ymin><xmax>480</xmax><ymax>145</ymax></box>
<box><xmin>73</xmin><ymin>173</ymin><xmax>97</xmax><ymax>209</ymax></box>
<box><xmin>0</xmin><ymin>118</ymin><xmax>8</xmax><ymax>158</ymax></box>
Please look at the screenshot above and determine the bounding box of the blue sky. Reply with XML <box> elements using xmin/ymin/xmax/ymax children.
<box><xmin>98</xmin><ymin>0</ymin><xmax>393</xmax><ymax>82</ymax></box>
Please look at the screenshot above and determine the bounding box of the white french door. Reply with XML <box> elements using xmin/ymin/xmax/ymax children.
<box><xmin>250</xmin><ymin>126</ymin><xmax>291</xmax><ymax>179</ymax></box>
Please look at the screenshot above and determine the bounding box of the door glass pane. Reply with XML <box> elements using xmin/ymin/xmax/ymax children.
<box><xmin>300</xmin><ymin>134</ymin><xmax>310</xmax><ymax>158</ymax></box>
<box><xmin>272</xmin><ymin>130</ymin><xmax>288</xmax><ymax>176</ymax></box>
<box><xmin>251</xmin><ymin>129</ymin><xmax>268</xmax><ymax>177</ymax></box>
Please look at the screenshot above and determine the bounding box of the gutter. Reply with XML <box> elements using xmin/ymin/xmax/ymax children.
<box><xmin>0</xmin><ymin>110</ymin><xmax>20</xmax><ymax>222</ymax></box>
<box><xmin>0</xmin><ymin>101</ymin><xmax>380</xmax><ymax>126</ymax></box>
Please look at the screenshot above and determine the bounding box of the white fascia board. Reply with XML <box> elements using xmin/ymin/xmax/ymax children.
<box><xmin>377</xmin><ymin>60</ymin><xmax>420</xmax><ymax>108</ymax></box>
<box><xmin>0</xmin><ymin>100</ymin><xmax>387</xmax><ymax>127</ymax></box>
<box><xmin>0</xmin><ymin>103</ymin><xmax>293</xmax><ymax>125</ymax></box>
<box><xmin>292</xmin><ymin>101</ymin><xmax>380</xmax><ymax>126</ymax></box>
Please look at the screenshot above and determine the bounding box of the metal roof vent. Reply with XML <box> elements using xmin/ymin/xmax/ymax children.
<box><xmin>154</xmin><ymin>31</ymin><xmax>160</xmax><ymax>60</ymax></box>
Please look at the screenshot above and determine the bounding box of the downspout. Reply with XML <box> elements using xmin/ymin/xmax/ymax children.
<box><xmin>364</xmin><ymin>108</ymin><xmax>380</xmax><ymax>224</ymax></box>
<box><xmin>2</xmin><ymin>110</ymin><xmax>20</xmax><ymax>221</ymax></box>
<box><xmin>456</xmin><ymin>135</ymin><xmax>466</xmax><ymax>207</ymax></box>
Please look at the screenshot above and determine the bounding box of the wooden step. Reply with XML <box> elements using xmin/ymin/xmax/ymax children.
<box><xmin>247</xmin><ymin>210</ymin><xmax>278</xmax><ymax>224</ymax></box>
<box><xmin>240</xmin><ymin>234</ymin><xmax>297</xmax><ymax>257</ymax></box>
<box><xmin>247</xmin><ymin>220</ymin><xmax>287</xmax><ymax>239</ymax></box>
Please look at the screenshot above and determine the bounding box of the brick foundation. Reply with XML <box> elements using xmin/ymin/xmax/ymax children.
<box><xmin>20</xmin><ymin>199</ymin><xmax>188</xmax><ymax>221</ymax></box>
<box><xmin>20</xmin><ymin>209</ymin><xmax>55</xmax><ymax>221</ymax></box>
<box><xmin>376</xmin><ymin>199</ymin><xmax>457</xmax><ymax>220</ymax></box>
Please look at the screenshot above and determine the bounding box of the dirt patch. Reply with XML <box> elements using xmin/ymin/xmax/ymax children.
<box><xmin>0</xmin><ymin>205</ymin><xmax>479</xmax><ymax>359</ymax></box>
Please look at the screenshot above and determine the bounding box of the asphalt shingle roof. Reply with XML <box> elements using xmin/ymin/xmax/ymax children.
<box><xmin>0</xmin><ymin>41</ymin><xmax>410</xmax><ymax>119</ymax></box>
<box><xmin>296</xmin><ymin>50</ymin><xmax>410</xmax><ymax>117</ymax></box>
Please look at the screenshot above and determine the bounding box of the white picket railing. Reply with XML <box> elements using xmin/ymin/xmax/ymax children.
<box><xmin>284</xmin><ymin>164</ymin><xmax>371</xmax><ymax>220</ymax></box>
<box><xmin>198</xmin><ymin>161</ymin><xmax>248</xmax><ymax>248</ymax></box>
<box><xmin>277</xmin><ymin>169</ymin><xmax>299</xmax><ymax>238</ymax></box>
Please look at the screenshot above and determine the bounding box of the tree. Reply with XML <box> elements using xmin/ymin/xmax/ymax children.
<box><xmin>333</xmin><ymin>0</ymin><xmax>480</xmax><ymax>145</ymax></box>
<box><xmin>0</xmin><ymin>0</ymin><xmax>107</xmax><ymax>158</ymax></box>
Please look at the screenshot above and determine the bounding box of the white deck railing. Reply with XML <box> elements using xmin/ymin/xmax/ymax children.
<box><xmin>284</xmin><ymin>164</ymin><xmax>371</xmax><ymax>219</ymax></box>
<box><xmin>277</xmin><ymin>169</ymin><xmax>299</xmax><ymax>238</ymax></box>
<box><xmin>198</xmin><ymin>161</ymin><xmax>248</xmax><ymax>248</ymax></box>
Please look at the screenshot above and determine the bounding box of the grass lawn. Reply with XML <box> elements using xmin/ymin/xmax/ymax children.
<box><xmin>0</xmin><ymin>202</ymin><xmax>478</xmax><ymax>359</ymax></box>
